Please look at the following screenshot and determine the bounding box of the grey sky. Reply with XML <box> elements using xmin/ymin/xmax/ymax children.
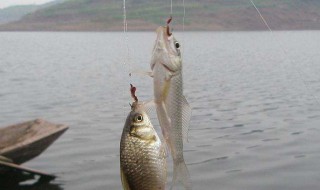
<box><xmin>0</xmin><ymin>0</ymin><xmax>54</xmax><ymax>9</ymax></box>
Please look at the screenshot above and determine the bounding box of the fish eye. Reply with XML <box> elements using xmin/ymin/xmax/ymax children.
<box><xmin>134</xmin><ymin>114</ymin><xmax>143</xmax><ymax>122</ymax></box>
<box><xmin>175</xmin><ymin>41</ymin><xmax>180</xmax><ymax>49</ymax></box>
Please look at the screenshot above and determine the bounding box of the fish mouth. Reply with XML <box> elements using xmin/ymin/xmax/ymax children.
<box><xmin>155</xmin><ymin>26</ymin><xmax>169</xmax><ymax>46</ymax></box>
<box><xmin>154</xmin><ymin>26</ymin><xmax>174</xmax><ymax>55</ymax></box>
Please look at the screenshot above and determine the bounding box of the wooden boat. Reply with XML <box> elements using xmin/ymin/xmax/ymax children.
<box><xmin>0</xmin><ymin>119</ymin><xmax>68</xmax><ymax>184</ymax></box>
<box><xmin>0</xmin><ymin>119</ymin><xmax>68</xmax><ymax>164</ymax></box>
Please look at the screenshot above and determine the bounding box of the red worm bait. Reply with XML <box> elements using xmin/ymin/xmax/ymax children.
<box><xmin>167</xmin><ymin>16</ymin><xmax>172</xmax><ymax>25</ymax></box>
<box><xmin>130</xmin><ymin>84</ymin><xmax>138</xmax><ymax>102</ymax></box>
<box><xmin>166</xmin><ymin>16</ymin><xmax>172</xmax><ymax>36</ymax></box>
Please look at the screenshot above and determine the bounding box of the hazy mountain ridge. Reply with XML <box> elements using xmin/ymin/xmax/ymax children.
<box><xmin>0</xmin><ymin>5</ymin><xmax>39</xmax><ymax>24</ymax></box>
<box><xmin>0</xmin><ymin>0</ymin><xmax>66</xmax><ymax>24</ymax></box>
<box><xmin>0</xmin><ymin>0</ymin><xmax>320</xmax><ymax>31</ymax></box>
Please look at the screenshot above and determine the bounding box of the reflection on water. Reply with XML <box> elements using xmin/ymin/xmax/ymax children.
<box><xmin>19</xmin><ymin>183</ymin><xmax>63</xmax><ymax>190</ymax></box>
<box><xmin>1</xmin><ymin>31</ymin><xmax>320</xmax><ymax>189</ymax></box>
<box><xmin>0</xmin><ymin>180</ymin><xmax>62</xmax><ymax>190</ymax></box>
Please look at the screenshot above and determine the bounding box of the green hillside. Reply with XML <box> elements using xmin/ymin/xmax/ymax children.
<box><xmin>1</xmin><ymin>0</ymin><xmax>320</xmax><ymax>31</ymax></box>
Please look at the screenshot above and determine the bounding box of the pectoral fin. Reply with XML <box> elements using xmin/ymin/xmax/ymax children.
<box><xmin>161</xmin><ymin>79</ymin><xmax>171</xmax><ymax>101</ymax></box>
<box><xmin>156</xmin><ymin>98</ymin><xmax>172</xmax><ymax>154</ymax></box>
<box><xmin>130</xmin><ymin>70</ymin><xmax>153</xmax><ymax>78</ymax></box>
<box><xmin>121</xmin><ymin>168</ymin><xmax>131</xmax><ymax>190</ymax></box>
<box><xmin>182</xmin><ymin>95</ymin><xmax>192</xmax><ymax>143</ymax></box>
<box><xmin>143</xmin><ymin>100</ymin><xmax>156</xmax><ymax>113</ymax></box>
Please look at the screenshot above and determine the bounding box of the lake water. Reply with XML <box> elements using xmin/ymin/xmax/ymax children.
<box><xmin>1</xmin><ymin>31</ymin><xmax>320</xmax><ymax>190</ymax></box>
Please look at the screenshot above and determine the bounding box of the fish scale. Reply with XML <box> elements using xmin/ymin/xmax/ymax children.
<box><xmin>167</xmin><ymin>74</ymin><xmax>184</xmax><ymax>158</ymax></box>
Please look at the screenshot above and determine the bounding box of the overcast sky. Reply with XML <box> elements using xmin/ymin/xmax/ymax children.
<box><xmin>0</xmin><ymin>0</ymin><xmax>55</xmax><ymax>9</ymax></box>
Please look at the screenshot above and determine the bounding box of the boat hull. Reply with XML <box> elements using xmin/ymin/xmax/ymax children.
<box><xmin>0</xmin><ymin>119</ymin><xmax>68</xmax><ymax>164</ymax></box>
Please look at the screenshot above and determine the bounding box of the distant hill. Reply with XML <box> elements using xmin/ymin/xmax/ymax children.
<box><xmin>0</xmin><ymin>0</ymin><xmax>65</xmax><ymax>25</ymax></box>
<box><xmin>0</xmin><ymin>0</ymin><xmax>320</xmax><ymax>31</ymax></box>
<box><xmin>0</xmin><ymin>5</ymin><xmax>39</xmax><ymax>24</ymax></box>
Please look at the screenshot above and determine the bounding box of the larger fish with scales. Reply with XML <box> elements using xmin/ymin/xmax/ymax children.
<box><xmin>150</xmin><ymin>17</ymin><xmax>192</xmax><ymax>190</ymax></box>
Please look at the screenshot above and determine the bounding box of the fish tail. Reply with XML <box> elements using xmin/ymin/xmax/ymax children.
<box><xmin>170</xmin><ymin>159</ymin><xmax>192</xmax><ymax>190</ymax></box>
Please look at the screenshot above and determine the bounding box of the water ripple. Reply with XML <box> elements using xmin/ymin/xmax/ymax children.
<box><xmin>262</xmin><ymin>138</ymin><xmax>280</xmax><ymax>142</ymax></box>
<box><xmin>189</xmin><ymin>156</ymin><xmax>229</xmax><ymax>166</ymax></box>
<box><xmin>242</xmin><ymin>129</ymin><xmax>264</xmax><ymax>135</ymax></box>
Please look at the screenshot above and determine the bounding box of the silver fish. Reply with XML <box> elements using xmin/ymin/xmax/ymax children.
<box><xmin>120</xmin><ymin>99</ymin><xmax>167</xmax><ymax>190</ymax></box>
<box><xmin>150</xmin><ymin>24</ymin><xmax>192</xmax><ymax>190</ymax></box>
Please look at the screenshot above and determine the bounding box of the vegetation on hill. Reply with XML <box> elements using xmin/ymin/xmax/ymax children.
<box><xmin>0</xmin><ymin>0</ymin><xmax>320</xmax><ymax>31</ymax></box>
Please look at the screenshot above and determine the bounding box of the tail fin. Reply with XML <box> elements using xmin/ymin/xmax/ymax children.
<box><xmin>170</xmin><ymin>160</ymin><xmax>192</xmax><ymax>190</ymax></box>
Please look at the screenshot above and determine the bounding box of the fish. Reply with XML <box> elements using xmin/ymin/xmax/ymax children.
<box><xmin>120</xmin><ymin>85</ymin><xmax>167</xmax><ymax>190</ymax></box>
<box><xmin>150</xmin><ymin>19</ymin><xmax>192</xmax><ymax>190</ymax></box>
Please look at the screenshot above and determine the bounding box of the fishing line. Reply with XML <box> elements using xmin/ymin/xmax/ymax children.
<box><xmin>167</xmin><ymin>0</ymin><xmax>186</xmax><ymax>57</ymax></box>
<box><xmin>182</xmin><ymin>0</ymin><xmax>186</xmax><ymax>33</ymax></box>
<box><xmin>170</xmin><ymin>0</ymin><xmax>173</xmax><ymax>15</ymax></box>
<box><xmin>123</xmin><ymin>0</ymin><xmax>127</xmax><ymax>34</ymax></box>
<box><xmin>123</xmin><ymin>0</ymin><xmax>130</xmax><ymax>76</ymax></box>
<box><xmin>249</xmin><ymin>0</ymin><xmax>320</xmax><ymax>105</ymax></box>
<box><xmin>248</xmin><ymin>0</ymin><xmax>297</xmax><ymax>102</ymax></box>
<box><xmin>103</xmin><ymin>0</ymin><xmax>129</xmax><ymax>139</ymax></box>
<box><xmin>181</xmin><ymin>0</ymin><xmax>186</xmax><ymax>57</ymax></box>
<box><xmin>122</xmin><ymin>0</ymin><xmax>127</xmax><ymax>120</ymax></box>
<box><xmin>250</xmin><ymin>0</ymin><xmax>272</xmax><ymax>32</ymax></box>
<box><xmin>123</xmin><ymin>0</ymin><xmax>131</xmax><ymax>119</ymax></box>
